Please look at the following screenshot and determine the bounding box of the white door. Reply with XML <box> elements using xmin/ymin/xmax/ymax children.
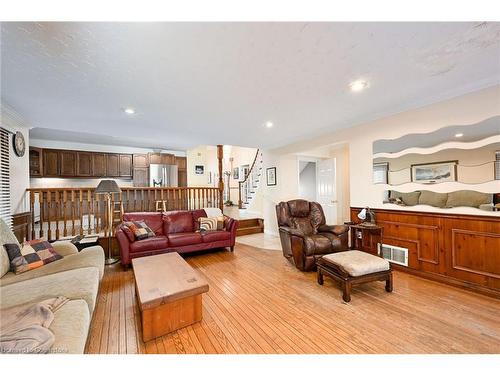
<box><xmin>316</xmin><ymin>158</ymin><xmax>337</xmax><ymax>224</ymax></box>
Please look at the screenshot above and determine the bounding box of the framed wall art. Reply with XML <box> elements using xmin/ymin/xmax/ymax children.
<box><xmin>266</xmin><ymin>167</ymin><xmax>277</xmax><ymax>186</ymax></box>
<box><xmin>411</xmin><ymin>160</ymin><xmax>457</xmax><ymax>183</ymax></box>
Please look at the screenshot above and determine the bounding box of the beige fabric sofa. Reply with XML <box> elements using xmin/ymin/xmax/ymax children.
<box><xmin>0</xmin><ymin>219</ymin><xmax>104</xmax><ymax>354</ymax></box>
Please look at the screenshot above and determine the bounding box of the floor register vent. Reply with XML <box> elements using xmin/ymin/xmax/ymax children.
<box><xmin>378</xmin><ymin>243</ymin><xmax>408</xmax><ymax>267</ymax></box>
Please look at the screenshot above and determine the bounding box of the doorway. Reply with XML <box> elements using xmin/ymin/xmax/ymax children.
<box><xmin>316</xmin><ymin>158</ymin><xmax>337</xmax><ymax>224</ymax></box>
<box><xmin>298</xmin><ymin>161</ymin><xmax>317</xmax><ymax>202</ymax></box>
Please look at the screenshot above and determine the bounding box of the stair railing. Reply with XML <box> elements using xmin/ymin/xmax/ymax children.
<box><xmin>238</xmin><ymin>149</ymin><xmax>261</xmax><ymax>209</ymax></box>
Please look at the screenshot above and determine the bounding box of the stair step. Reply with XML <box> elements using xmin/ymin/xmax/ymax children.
<box><xmin>236</xmin><ymin>225</ymin><xmax>264</xmax><ymax>236</ymax></box>
<box><xmin>236</xmin><ymin>218</ymin><xmax>264</xmax><ymax>236</ymax></box>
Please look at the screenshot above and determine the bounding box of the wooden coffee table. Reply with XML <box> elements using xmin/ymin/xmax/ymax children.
<box><xmin>132</xmin><ymin>252</ymin><xmax>209</xmax><ymax>341</ymax></box>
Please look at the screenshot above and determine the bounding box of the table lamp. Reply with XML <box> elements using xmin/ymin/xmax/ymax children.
<box><xmin>95</xmin><ymin>180</ymin><xmax>121</xmax><ymax>265</ymax></box>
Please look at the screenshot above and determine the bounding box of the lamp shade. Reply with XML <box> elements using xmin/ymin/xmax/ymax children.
<box><xmin>95</xmin><ymin>180</ymin><xmax>121</xmax><ymax>194</ymax></box>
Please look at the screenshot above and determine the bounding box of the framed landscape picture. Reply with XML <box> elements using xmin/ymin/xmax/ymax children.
<box><xmin>266</xmin><ymin>167</ymin><xmax>277</xmax><ymax>186</ymax></box>
<box><xmin>411</xmin><ymin>160</ymin><xmax>457</xmax><ymax>183</ymax></box>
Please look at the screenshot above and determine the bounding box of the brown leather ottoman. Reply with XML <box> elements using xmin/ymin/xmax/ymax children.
<box><xmin>317</xmin><ymin>250</ymin><xmax>392</xmax><ymax>302</ymax></box>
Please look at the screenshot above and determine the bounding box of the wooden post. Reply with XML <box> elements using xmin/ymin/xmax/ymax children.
<box><xmin>217</xmin><ymin>145</ymin><xmax>224</xmax><ymax>212</ymax></box>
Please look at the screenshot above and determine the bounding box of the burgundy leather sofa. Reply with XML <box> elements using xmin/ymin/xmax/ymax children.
<box><xmin>276</xmin><ymin>199</ymin><xmax>349</xmax><ymax>271</ymax></box>
<box><xmin>115</xmin><ymin>210</ymin><xmax>238</xmax><ymax>266</ymax></box>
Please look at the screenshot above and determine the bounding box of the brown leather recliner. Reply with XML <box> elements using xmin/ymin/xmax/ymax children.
<box><xmin>276</xmin><ymin>199</ymin><xmax>349</xmax><ymax>271</ymax></box>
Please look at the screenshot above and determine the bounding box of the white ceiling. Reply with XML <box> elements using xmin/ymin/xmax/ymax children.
<box><xmin>1</xmin><ymin>22</ymin><xmax>500</xmax><ymax>151</ymax></box>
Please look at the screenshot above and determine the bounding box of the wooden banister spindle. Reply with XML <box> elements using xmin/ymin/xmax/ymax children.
<box><xmin>55</xmin><ymin>190</ymin><xmax>60</xmax><ymax>239</ymax></box>
<box><xmin>47</xmin><ymin>191</ymin><xmax>52</xmax><ymax>241</ymax></box>
<box><xmin>30</xmin><ymin>190</ymin><xmax>35</xmax><ymax>239</ymax></box>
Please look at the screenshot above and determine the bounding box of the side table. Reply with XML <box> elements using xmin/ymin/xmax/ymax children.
<box><xmin>346</xmin><ymin>223</ymin><xmax>383</xmax><ymax>255</ymax></box>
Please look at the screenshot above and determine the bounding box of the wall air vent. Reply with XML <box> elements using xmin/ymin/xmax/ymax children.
<box><xmin>378</xmin><ymin>243</ymin><xmax>408</xmax><ymax>267</ymax></box>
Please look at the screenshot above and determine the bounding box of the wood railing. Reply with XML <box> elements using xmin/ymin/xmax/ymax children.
<box><xmin>27</xmin><ymin>187</ymin><xmax>221</xmax><ymax>241</ymax></box>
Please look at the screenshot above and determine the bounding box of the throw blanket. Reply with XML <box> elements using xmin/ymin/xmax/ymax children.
<box><xmin>0</xmin><ymin>296</ymin><xmax>69</xmax><ymax>354</ymax></box>
<box><xmin>203</xmin><ymin>207</ymin><xmax>223</xmax><ymax>218</ymax></box>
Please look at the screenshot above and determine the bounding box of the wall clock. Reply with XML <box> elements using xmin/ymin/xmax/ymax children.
<box><xmin>13</xmin><ymin>131</ymin><xmax>26</xmax><ymax>157</ymax></box>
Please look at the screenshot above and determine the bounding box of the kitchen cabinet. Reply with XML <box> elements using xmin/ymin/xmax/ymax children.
<box><xmin>106</xmin><ymin>154</ymin><xmax>120</xmax><ymax>176</ymax></box>
<box><xmin>119</xmin><ymin>154</ymin><xmax>133</xmax><ymax>177</ymax></box>
<box><xmin>76</xmin><ymin>152</ymin><xmax>93</xmax><ymax>176</ymax></box>
<box><xmin>43</xmin><ymin>149</ymin><xmax>59</xmax><ymax>177</ymax></box>
<box><xmin>92</xmin><ymin>153</ymin><xmax>107</xmax><ymax>176</ymax></box>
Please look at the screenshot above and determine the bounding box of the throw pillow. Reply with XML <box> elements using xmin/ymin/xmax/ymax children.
<box><xmin>419</xmin><ymin>190</ymin><xmax>448</xmax><ymax>208</ymax></box>
<box><xmin>389</xmin><ymin>190</ymin><xmax>421</xmax><ymax>206</ymax></box>
<box><xmin>445</xmin><ymin>190</ymin><xmax>492</xmax><ymax>208</ymax></box>
<box><xmin>3</xmin><ymin>239</ymin><xmax>63</xmax><ymax>275</ymax></box>
<box><xmin>121</xmin><ymin>224</ymin><xmax>135</xmax><ymax>242</ymax></box>
<box><xmin>123</xmin><ymin>221</ymin><xmax>156</xmax><ymax>240</ymax></box>
<box><xmin>198</xmin><ymin>216</ymin><xmax>224</xmax><ymax>232</ymax></box>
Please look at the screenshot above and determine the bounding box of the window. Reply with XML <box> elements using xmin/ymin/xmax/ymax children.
<box><xmin>495</xmin><ymin>151</ymin><xmax>500</xmax><ymax>180</ymax></box>
<box><xmin>373</xmin><ymin>162</ymin><xmax>389</xmax><ymax>184</ymax></box>
<box><xmin>0</xmin><ymin>127</ymin><xmax>11</xmax><ymax>227</ymax></box>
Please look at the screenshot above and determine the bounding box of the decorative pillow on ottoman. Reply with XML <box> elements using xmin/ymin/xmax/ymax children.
<box><xmin>123</xmin><ymin>220</ymin><xmax>156</xmax><ymax>240</ymax></box>
<box><xmin>198</xmin><ymin>216</ymin><xmax>224</xmax><ymax>232</ymax></box>
<box><xmin>3</xmin><ymin>239</ymin><xmax>63</xmax><ymax>274</ymax></box>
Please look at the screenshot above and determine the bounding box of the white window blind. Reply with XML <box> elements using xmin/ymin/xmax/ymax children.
<box><xmin>0</xmin><ymin>127</ymin><xmax>11</xmax><ymax>227</ymax></box>
<box><xmin>373</xmin><ymin>162</ymin><xmax>389</xmax><ymax>184</ymax></box>
<box><xmin>495</xmin><ymin>151</ymin><xmax>500</xmax><ymax>180</ymax></box>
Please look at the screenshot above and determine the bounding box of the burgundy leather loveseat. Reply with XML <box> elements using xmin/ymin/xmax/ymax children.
<box><xmin>115</xmin><ymin>210</ymin><xmax>239</xmax><ymax>266</ymax></box>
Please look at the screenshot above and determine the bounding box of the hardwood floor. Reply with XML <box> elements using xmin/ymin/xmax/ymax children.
<box><xmin>85</xmin><ymin>244</ymin><xmax>500</xmax><ymax>354</ymax></box>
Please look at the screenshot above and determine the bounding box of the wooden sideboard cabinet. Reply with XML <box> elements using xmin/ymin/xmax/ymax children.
<box><xmin>350</xmin><ymin>207</ymin><xmax>500</xmax><ymax>298</ymax></box>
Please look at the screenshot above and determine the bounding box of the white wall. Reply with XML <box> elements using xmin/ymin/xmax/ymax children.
<box><xmin>271</xmin><ymin>85</ymin><xmax>500</xmax><ymax>221</ymax></box>
<box><xmin>1</xmin><ymin>104</ymin><xmax>30</xmax><ymax>215</ymax></box>
<box><xmin>258</xmin><ymin>152</ymin><xmax>300</xmax><ymax>235</ymax></box>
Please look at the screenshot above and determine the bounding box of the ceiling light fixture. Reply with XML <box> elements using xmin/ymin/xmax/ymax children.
<box><xmin>455</xmin><ymin>133</ymin><xmax>464</xmax><ymax>138</ymax></box>
<box><xmin>265</xmin><ymin>121</ymin><xmax>274</xmax><ymax>128</ymax></box>
<box><xmin>124</xmin><ymin>108</ymin><xmax>136</xmax><ymax>115</ymax></box>
<box><xmin>349</xmin><ymin>80</ymin><xmax>368</xmax><ymax>92</ymax></box>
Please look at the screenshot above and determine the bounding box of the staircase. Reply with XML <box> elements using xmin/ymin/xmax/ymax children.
<box><xmin>238</xmin><ymin>149</ymin><xmax>263</xmax><ymax>209</ymax></box>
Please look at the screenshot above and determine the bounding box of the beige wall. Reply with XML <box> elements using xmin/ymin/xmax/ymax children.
<box><xmin>186</xmin><ymin>145</ymin><xmax>218</xmax><ymax>187</ymax></box>
<box><xmin>186</xmin><ymin>145</ymin><xmax>258</xmax><ymax>195</ymax></box>
<box><xmin>265</xmin><ymin>85</ymin><xmax>500</xmax><ymax>232</ymax></box>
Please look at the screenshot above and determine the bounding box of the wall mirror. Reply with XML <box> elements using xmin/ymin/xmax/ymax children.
<box><xmin>372</xmin><ymin>116</ymin><xmax>500</xmax><ymax>185</ymax></box>
<box><xmin>383</xmin><ymin>190</ymin><xmax>500</xmax><ymax>212</ymax></box>
<box><xmin>374</xmin><ymin>143</ymin><xmax>499</xmax><ymax>185</ymax></box>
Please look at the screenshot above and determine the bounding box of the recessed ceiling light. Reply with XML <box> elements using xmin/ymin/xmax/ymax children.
<box><xmin>265</xmin><ymin>121</ymin><xmax>274</xmax><ymax>128</ymax></box>
<box><xmin>349</xmin><ymin>80</ymin><xmax>368</xmax><ymax>92</ymax></box>
<box><xmin>124</xmin><ymin>108</ymin><xmax>136</xmax><ymax>115</ymax></box>
<box><xmin>455</xmin><ymin>133</ymin><xmax>464</xmax><ymax>138</ymax></box>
